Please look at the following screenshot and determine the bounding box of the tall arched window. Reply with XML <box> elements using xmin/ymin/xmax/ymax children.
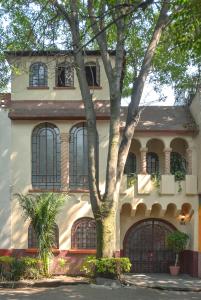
<box><xmin>71</xmin><ymin>218</ymin><xmax>96</xmax><ymax>249</ymax></box>
<box><xmin>171</xmin><ymin>152</ymin><xmax>187</xmax><ymax>178</ymax></box>
<box><xmin>69</xmin><ymin>123</ymin><xmax>89</xmax><ymax>189</ymax></box>
<box><xmin>146</xmin><ymin>152</ymin><xmax>159</xmax><ymax>174</ymax></box>
<box><xmin>32</xmin><ymin>123</ymin><xmax>61</xmax><ymax>190</ymax></box>
<box><xmin>28</xmin><ymin>223</ymin><xmax>59</xmax><ymax>248</ymax></box>
<box><xmin>56</xmin><ymin>62</ymin><xmax>74</xmax><ymax>87</ymax></box>
<box><xmin>29</xmin><ymin>62</ymin><xmax>47</xmax><ymax>87</ymax></box>
<box><xmin>124</xmin><ymin>152</ymin><xmax>137</xmax><ymax>176</ymax></box>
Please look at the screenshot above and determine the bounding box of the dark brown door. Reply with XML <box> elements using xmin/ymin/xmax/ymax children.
<box><xmin>124</xmin><ymin>219</ymin><xmax>175</xmax><ymax>273</ymax></box>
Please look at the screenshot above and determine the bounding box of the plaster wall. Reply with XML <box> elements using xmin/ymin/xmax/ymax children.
<box><xmin>10</xmin><ymin>119</ymin><xmax>109</xmax><ymax>248</ymax></box>
<box><xmin>9</xmin><ymin>56</ymin><xmax>112</xmax><ymax>101</ymax></box>
<box><xmin>9</xmin><ymin>118</ymin><xmax>199</xmax><ymax>250</ymax></box>
<box><xmin>0</xmin><ymin>110</ymin><xmax>11</xmax><ymax>248</ymax></box>
<box><xmin>190</xmin><ymin>91</ymin><xmax>201</xmax><ymax>192</ymax></box>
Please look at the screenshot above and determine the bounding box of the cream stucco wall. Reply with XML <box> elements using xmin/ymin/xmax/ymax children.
<box><xmin>10</xmin><ymin>119</ymin><xmax>110</xmax><ymax>249</ymax></box>
<box><xmin>0</xmin><ymin>110</ymin><xmax>11</xmax><ymax>248</ymax></box>
<box><xmin>9</xmin><ymin>117</ymin><xmax>199</xmax><ymax>250</ymax></box>
<box><xmin>119</xmin><ymin>184</ymin><xmax>199</xmax><ymax>251</ymax></box>
<box><xmin>8</xmin><ymin>55</ymin><xmax>112</xmax><ymax>101</ymax></box>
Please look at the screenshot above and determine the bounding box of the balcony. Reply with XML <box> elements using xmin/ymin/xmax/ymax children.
<box><xmin>120</xmin><ymin>174</ymin><xmax>198</xmax><ymax>196</ymax></box>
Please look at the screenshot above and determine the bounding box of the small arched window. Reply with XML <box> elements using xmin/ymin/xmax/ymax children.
<box><xmin>170</xmin><ymin>152</ymin><xmax>187</xmax><ymax>176</ymax></box>
<box><xmin>29</xmin><ymin>62</ymin><xmax>47</xmax><ymax>87</ymax></box>
<box><xmin>71</xmin><ymin>218</ymin><xmax>96</xmax><ymax>249</ymax></box>
<box><xmin>124</xmin><ymin>152</ymin><xmax>137</xmax><ymax>176</ymax></box>
<box><xmin>56</xmin><ymin>62</ymin><xmax>74</xmax><ymax>87</ymax></box>
<box><xmin>85</xmin><ymin>61</ymin><xmax>100</xmax><ymax>86</ymax></box>
<box><xmin>69</xmin><ymin>123</ymin><xmax>88</xmax><ymax>189</ymax></box>
<box><xmin>32</xmin><ymin>123</ymin><xmax>61</xmax><ymax>190</ymax></box>
<box><xmin>146</xmin><ymin>152</ymin><xmax>159</xmax><ymax>174</ymax></box>
<box><xmin>28</xmin><ymin>223</ymin><xmax>59</xmax><ymax>248</ymax></box>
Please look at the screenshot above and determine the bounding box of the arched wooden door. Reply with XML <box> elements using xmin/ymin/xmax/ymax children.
<box><xmin>123</xmin><ymin>219</ymin><xmax>175</xmax><ymax>273</ymax></box>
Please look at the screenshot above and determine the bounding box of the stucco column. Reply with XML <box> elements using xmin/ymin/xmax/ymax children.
<box><xmin>60</xmin><ymin>133</ymin><xmax>69</xmax><ymax>191</ymax></box>
<box><xmin>140</xmin><ymin>147</ymin><xmax>148</xmax><ymax>174</ymax></box>
<box><xmin>186</xmin><ymin>148</ymin><xmax>193</xmax><ymax>175</ymax></box>
<box><xmin>164</xmin><ymin>148</ymin><xmax>172</xmax><ymax>174</ymax></box>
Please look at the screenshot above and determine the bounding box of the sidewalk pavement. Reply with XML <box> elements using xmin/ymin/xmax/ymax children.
<box><xmin>122</xmin><ymin>273</ymin><xmax>201</xmax><ymax>292</ymax></box>
<box><xmin>1</xmin><ymin>273</ymin><xmax>201</xmax><ymax>292</ymax></box>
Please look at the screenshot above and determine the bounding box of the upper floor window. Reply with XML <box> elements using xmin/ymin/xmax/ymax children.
<box><xmin>71</xmin><ymin>218</ymin><xmax>96</xmax><ymax>249</ymax></box>
<box><xmin>29</xmin><ymin>62</ymin><xmax>47</xmax><ymax>87</ymax></box>
<box><xmin>56</xmin><ymin>62</ymin><xmax>74</xmax><ymax>87</ymax></box>
<box><xmin>85</xmin><ymin>61</ymin><xmax>100</xmax><ymax>86</ymax></box>
<box><xmin>124</xmin><ymin>152</ymin><xmax>137</xmax><ymax>176</ymax></box>
<box><xmin>146</xmin><ymin>152</ymin><xmax>159</xmax><ymax>175</ymax></box>
<box><xmin>32</xmin><ymin>122</ymin><xmax>61</xmax><ymax>190</ymax></box>
<box><xmin>69</xmin><ymin>122</ymin><xmax>88</xmax><ymax>189</ymax></box>
<box><xmin>170</xmin><ymin>152</ymin><xmax>187</xmax><ymax>178</ymax></box>
<box><xmin>28</xmin><ymin>223</ymin><xmax>59</xmax><ymax>248</ymax></box>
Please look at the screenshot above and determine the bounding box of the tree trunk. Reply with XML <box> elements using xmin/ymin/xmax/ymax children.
<box><xmin>96</xmin><ymin>207</ymin><xmax>117</xmax><ymax>258</ymax></box>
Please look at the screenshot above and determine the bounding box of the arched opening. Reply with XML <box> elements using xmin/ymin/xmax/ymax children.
<box><xmin>28</xmin><ymin>223</ymin><xmax>59</xmax><ymax>249</ymax></box>
<box><xmin>123</xmin><ymin>218</ymin><xmax>176</xmax><ymax>273</ymax></box>
<box><xmin>32</xmin><ymin>122</ymin><xmax>61</xmax><ymax>190</ymax></box>
<box><xmin>146</xmin><ymin>139</ymin><xmax>164</xmax><ymax>175</ymax></box>
<box><xmin>71</xmin><ymin>217</ymin><xmax>96</xmax><ymax>249</ymax></box>
<box><xmin>170</xmin><ymin>138</ymin><xmax>188</xmax><ymax>179</ymax></box>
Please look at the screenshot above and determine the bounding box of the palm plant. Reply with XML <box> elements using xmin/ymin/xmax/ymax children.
<box><xmin>17</xmin><ymin>192</ymin><xmax>66</xmax><ymax>276</ymax></box>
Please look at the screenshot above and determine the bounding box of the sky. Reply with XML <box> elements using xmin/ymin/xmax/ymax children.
<box><xmin>122</xmin><ymin>83</ymin><xmax>175</xmax><ymax>107</ymax></box>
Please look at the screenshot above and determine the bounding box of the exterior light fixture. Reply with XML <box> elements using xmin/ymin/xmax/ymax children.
<box><xmin>179</xmin><ymin>213</ymin><xmax>186</xmax><ymax>225</ymax></box>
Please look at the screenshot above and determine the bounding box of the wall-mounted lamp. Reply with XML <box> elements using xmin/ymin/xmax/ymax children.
<box><xmin>179</xmin><ymin>213</ymin><xmax>187</xmax><ymax>225</ymax></box>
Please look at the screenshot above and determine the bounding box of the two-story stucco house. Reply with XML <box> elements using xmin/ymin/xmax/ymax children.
<box><xmin>0</xmin><ymin>50</ymin><xmax>201</xmax><ymax>276</ymax></box>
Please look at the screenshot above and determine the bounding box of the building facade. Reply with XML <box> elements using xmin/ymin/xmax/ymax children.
<box><xmin>0</xmin><ymin>51</ymin><xmax>201</xmax><ymax>276</ymax></box>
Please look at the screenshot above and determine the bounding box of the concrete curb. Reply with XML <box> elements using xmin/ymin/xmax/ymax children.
<box><xmin>122</xmin><ymin>279</ymin><xmax>201</xmax><ymax>292</ymax></box>
<box><xmin>0</xmin><ymin>278</ymin><xmax>90</xmax><ymax>289</ymax></box>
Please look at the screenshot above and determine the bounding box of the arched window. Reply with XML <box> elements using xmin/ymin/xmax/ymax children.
<box><xmin>85</xmin><ymin>61</ymin><xmax>100</xmax><ymax>86</ymax></box>
<box><xmin>69</xmin><ymin>123</ymin><xmax>89</xmax><ymax>189</ymax></box>
<box><xmin>146</xmin><ymin>152</ymin><xmax>159</xmax><ymax>174</ymax></box>
<box><xmin>29</xmin><ymin>62</ymin><xmax>47</xmax><ymax>87</ymax></box>
<box><xmin>124</xmin><ymin>152</ymin><xmax>137</xmax><ymax>176</ymax></box>
<box><xmin>71</xmin><ymin>218</ymin><xmax>96</xmax><ymax>249</ymax></box>
<box><xmin>28</xmin><ymin>223</ymin><xmax>59</xmax><ymax>248</ymax></box>
<box><xmin>170</xmin><ymin>152</ymin><xmax>187</xmax><ymax>178</ymax></box>
<box><xmin>56</xmin><ymin>62</ymin><xmax>74</xmax><ymax>87</ymax></box>
<box><xmin>32</xmin><ymin>123</ymin><xmax>61</xmax><ymax>190</ymax></box>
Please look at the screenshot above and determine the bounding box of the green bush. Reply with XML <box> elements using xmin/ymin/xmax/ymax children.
<box><xmin>0</xmin><ymin>256</ymin><xmax>15</xmax><ymax>281</ymax></box>
<box><xmin>11</xmin><ymin>257</ymin><xmax>43</xmax><ymax>280</ymax></box>
<box><xmin>81</xmin><ymin>256</ymin><xmax>131</xmax><ymax>279</ymax></box>
<box><xmin>167</xmin><ymin>231</ymin><xmax>189</xmax><ymax>266</ymax></box>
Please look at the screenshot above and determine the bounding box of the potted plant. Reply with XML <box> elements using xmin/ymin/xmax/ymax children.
<box><xmin>167</xmin><ymin>230</ymin><xmax>189</xmax><ymax>276</ymax></box>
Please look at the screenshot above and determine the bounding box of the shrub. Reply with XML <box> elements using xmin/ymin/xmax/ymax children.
<box><xmin>167</xmin><ymin>231</ymin><xmax>189</xmax><ymax>266</ymax></box>
<box><xmin>11</xmin><ymin>257</ymin><xmax>43</xmax><ymax>280</ymax></box>
<box><xmin>0</xmin><ymin>256</ymin><xmax>15</xmax><ymax>281</ymax></box>
<box><xmin>81</xmin><ymin>256</ymin><xmax>131</xmax><ymax>279</ymax></box>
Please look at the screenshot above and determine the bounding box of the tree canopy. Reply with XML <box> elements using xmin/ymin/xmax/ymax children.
<box><xmin>0</xmin><ymin>0</ymin><xmax>200</xmax><ymax>101</ymax></box>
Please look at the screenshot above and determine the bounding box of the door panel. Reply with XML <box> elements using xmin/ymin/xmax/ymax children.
<box><xmin>124</xmin><ymin>219</ymin><xmax>175</xmax><ymax>273</ymax></box>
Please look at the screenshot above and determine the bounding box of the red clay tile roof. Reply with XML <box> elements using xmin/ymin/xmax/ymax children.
<box><xmin>8</xmin><ymin>100</ymin><xmax>197</xmax><ymax>132</ymax></box>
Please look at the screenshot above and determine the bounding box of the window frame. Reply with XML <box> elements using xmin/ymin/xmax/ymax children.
<box><xmin>55</xmin><ymin>61</ymin><xmax>74</xmax><ymax>87</ymax></box>
<box><xmin>124</xmin><ymin>152</ymin><xmax>137</xmax><ymax>176</ymax></box>
<box><xmin>31</xmin><ymin>122</ymin><xmax>61</xmax><ymax>190</ymax></box>
<box><xmin>71</xmin><ymin>218</ymin><xmax>96</xmax><ymax>249</ymax></box>
<box><xmin>69</xmin><ymin>122</ymin><xmax>89</xmax><ymax>190</ymax></box>
<box><xmin>85</xmin><ymin>60</ymin><xmax>100</xmax><ymax>87</ymax></box>
<box><xmin>28</xmin><ymin>223</ymin><xmax>59</xmax><ymax>249</ymax></box>
<box><xmin>29</xmin><ymin>62</ymin><xmax>48</xmax><ymax>87</ymax></box>
<box><xmin>146</xmin><ymin>152</ymin><xmax>159</xmax><ymax>175</ymax></box>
